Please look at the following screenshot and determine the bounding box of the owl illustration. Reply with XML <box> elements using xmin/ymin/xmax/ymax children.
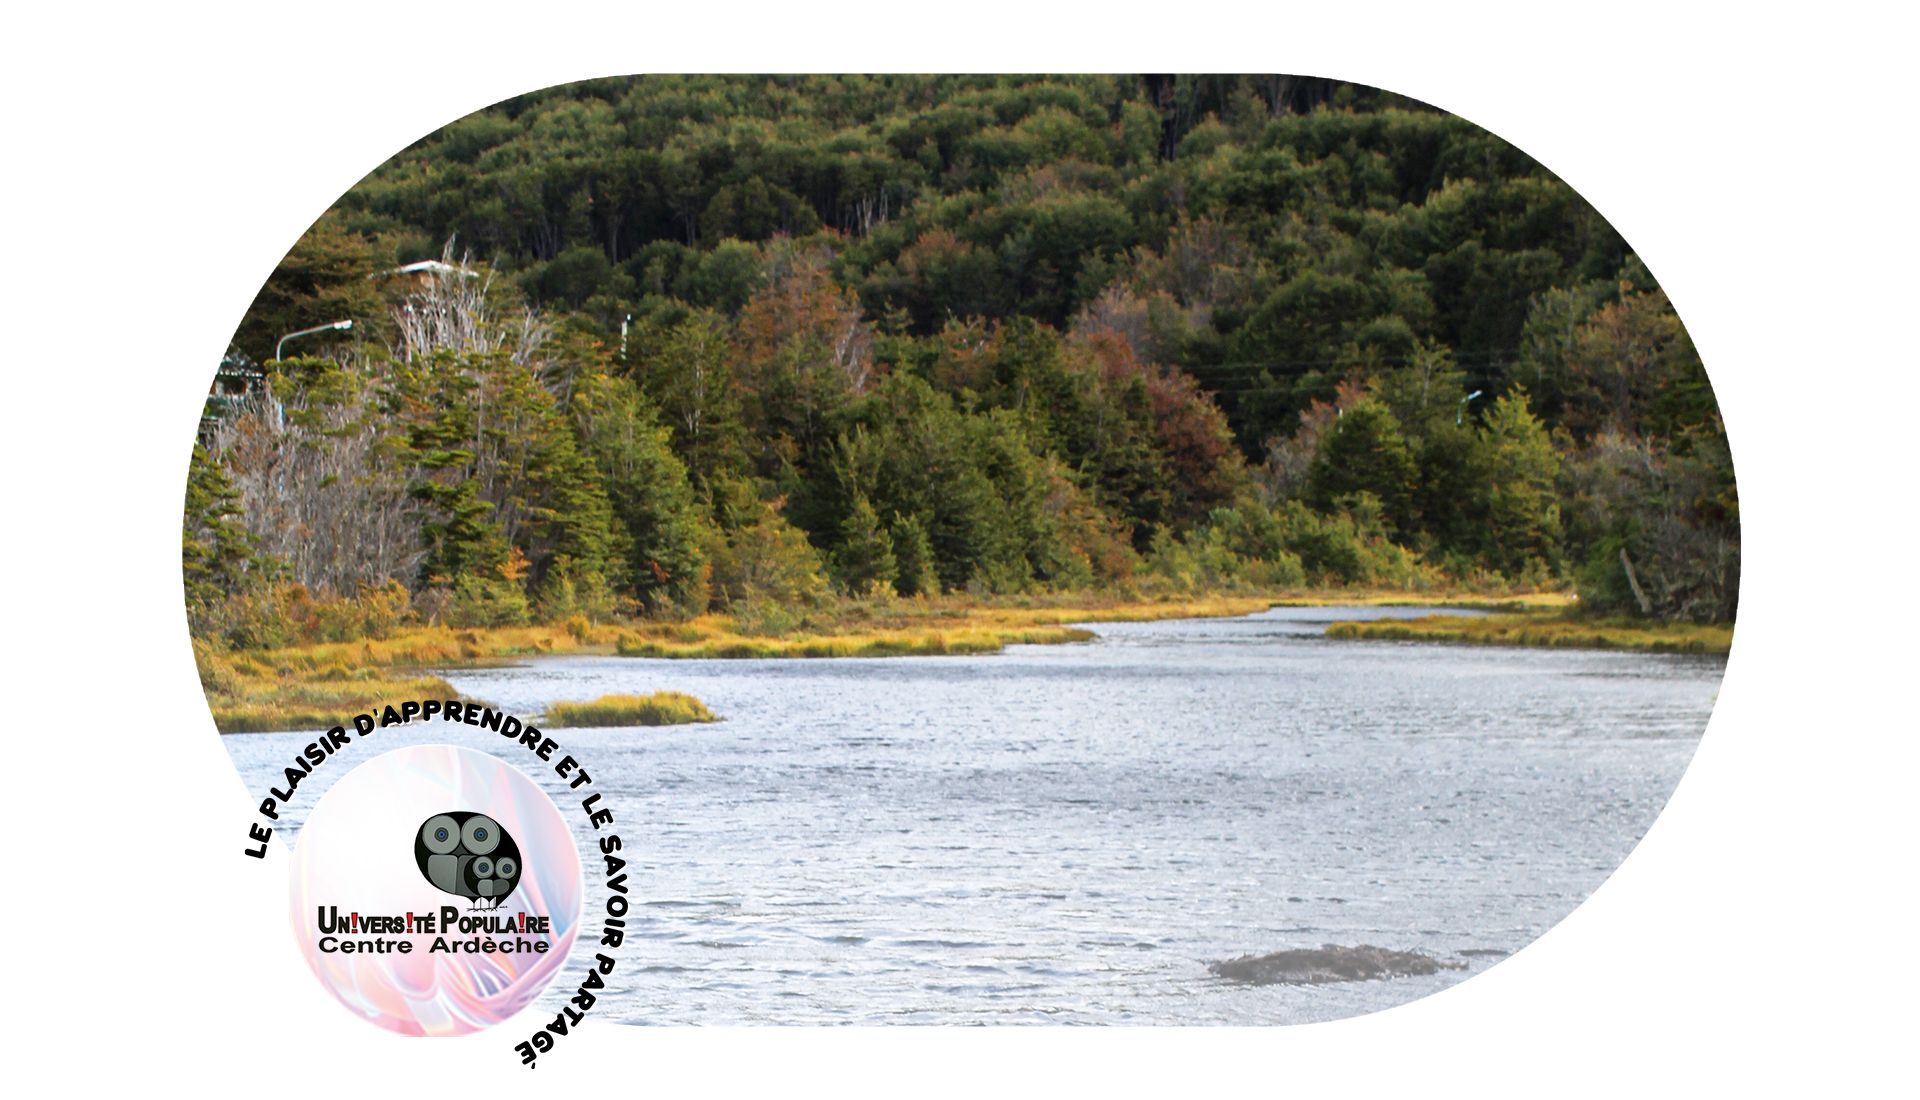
<box><xmin>414</xmin><ymin>811</ymin><xmax>523</xmax><ymax>909</ymax></box>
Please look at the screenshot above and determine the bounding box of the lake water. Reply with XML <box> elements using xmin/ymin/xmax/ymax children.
<box><xmin>224</xmin><ymin>605</ymin><xmax>1722</xmax><ymax>1024</ymax></box>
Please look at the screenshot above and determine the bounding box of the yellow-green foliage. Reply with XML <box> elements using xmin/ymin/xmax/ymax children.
<box><xmin>543</xmin><ymin>692</ymin><xmax>719</xmax><ymax>727</ymax></box>
<box><xmin>1323</xmin><ymin>611</ymin><xmax>1731</xmax><ymax>654</ymax></box>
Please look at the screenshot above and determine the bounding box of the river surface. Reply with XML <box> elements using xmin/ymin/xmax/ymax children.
<box><xmin>224</xmin><ymin>605</ymin><xmax>1722</xmax><ymax>1024</ymax></box>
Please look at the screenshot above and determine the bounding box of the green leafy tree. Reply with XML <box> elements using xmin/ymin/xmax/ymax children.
<box><xmin>701</xmin><ymin>178</ymin><xmax>822</xmax><ymax>242</ymax></box>
<box><xmin>570</xmin><ymin>371</ymin><xmax>711</xmax><ymax>615</ymax></box>
<box><xmin>735</xmin><ymin>253</ymin><xmax>876</xmax><ymax>470</ymax></box>
<box><xmin>630</xmin><ymin>311</ymin><xmax>748</xmax><ymax>493</ymax></box>
<box><xmin>403</xmin><ymin>350</ymin><xmax>621</xmax><ymax>600</ymax></box>
<box><xmin>1474</xmin><ymin>388</ymin><xmax>1563</xmax><ymax>577</ymax></box>
<box><xmin>831</xmin><ymin>494</ymin><xmax>898</xmax><ymax>596</ymax></box>
<box><xmin>1548</xmin><ymin>283</ymin><xmax>1711</xmax><ymax>442</ymax></box>
<box><xmin>235</xmin><ymin>213</ymin><xmax>386</xmax><ymax>362</ymax></box>
<box><xmin>889</xmin><ymin>512</ymin><xmax>941</xmax><ymax>597</ymax></box>
<box><xmin>1306</xmin><ymin>400</ymin><xmax>1420</xmax><ymax>537</ymax></box>
<box><xmin>182</xmin><ymin>443</ymin><xmax>270</xmax><ymax>632</ymax></box>
<box><xmin>705</xmin><ymin>496</ymin><xmax>830</xmax><ymax>614</ymax></box>
<box><xmin>527</xmin><ymin>245</ymin><xmax>618</xmax><ymax>309</ymax></box>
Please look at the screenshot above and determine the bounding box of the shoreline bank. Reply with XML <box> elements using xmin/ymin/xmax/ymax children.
<box><xmin>1323</xmin><ymin>610</ymin><xmax>1732</xmax><ymax>655</ymax></box>
<box><xmin>199</xmin><ymin>588</ymin><xmax>1728</xmax><ymax>733</ymax></box>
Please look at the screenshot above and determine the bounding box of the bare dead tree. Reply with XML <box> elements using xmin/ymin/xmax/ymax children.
<box><xmin>208</xmin><ymin>381</ymin><xmax>425</xmax><ymax>595</ymax></box>
<box><xmin>827</xmin><ymin>298</ymin><xmax>875</xmax><ymax>395</ymax></box>
<box><xmin>1258</xmin><ymin>400</ymin><xmax>1343</xmax><ymax>507</ymax></box>
<box><xmin>1565</xmin><ymin>431</ymin><xmax>1740</xmax><ymax>622</ymax></box>
<box><xmin>392</xmin><ymin>242</ymin><xmax>551</xmax><ymax>366</ymax></box>
<box><xmin>1072</xmin><ymin>284</ymin><xmax>1212</xmax><ymax>369</ymax></box>
<box><xmin>847</xmin><ymin>187</ymin><xmax>894</xmax><ymax>235</ymax></box>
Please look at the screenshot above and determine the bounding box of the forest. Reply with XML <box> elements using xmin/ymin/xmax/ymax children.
<box><xmin>184</xmin><ymin>74</ymin><xmax>1738</xmax><ymax>665</ymax></box>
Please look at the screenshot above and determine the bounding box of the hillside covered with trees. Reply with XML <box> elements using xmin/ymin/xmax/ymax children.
<box><xmin>185</xmin><ymin>74</ymin><xmax>1737</xmax><ymax>656</ymax></box>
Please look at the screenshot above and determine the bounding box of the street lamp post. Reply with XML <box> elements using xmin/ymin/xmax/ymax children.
<box><xmin>1456</xmin><ymin>389</ymin><xmax>1484</xmax><ymax>426</ymax></box>
<box><xmin>274</xmin><ymin>319</ymin><xmax>354</xmax><ymax>360</ymax></box>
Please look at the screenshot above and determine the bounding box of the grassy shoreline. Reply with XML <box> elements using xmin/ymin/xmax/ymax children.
<box><xmin>197</xmin><ymin>593</ymin><xmax>1279</xmax><ymax>731</ymax></box>
<box><xmin>542</xmin><ymin>691</ymin><xmax>719</xmax><ymax>727</ymax></box>
<box><xmin>606</xmin><ymin>593</ymin><xmax>1293</xmax><ymax>659</ymax></box>
<box><xmin>1323</xmin><ymin>610</ymin><xmax>1732</xmax><ymax>654</ymax></box>
<box><xmin>196</xmin><ymin>587</ymin><xmax>1715</xmax><ymax>733</ymax></box>
<box><xmin>1268</xmin><ymin>590</ymin><xmax>1575</xmax><ymax>612</ymax></box>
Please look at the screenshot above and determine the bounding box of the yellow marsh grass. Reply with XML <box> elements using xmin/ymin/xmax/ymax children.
<box><xmin>602</xmin><ymin>592</ymin><xmax>1566</xmax><ymax>659</ymax></box>
<box><xmin>198</xmin><ymin>595</ymin><xmax>1265</xmax><ymax>731</ymax></box>
<box><xmin>195</xmin><ymin>632</ymin><xmax>484</xmax><ymax>734</ymax></box>
<box><xmin>617</xmin><ymin>624</ymin><xmax>1095</xmax><ymax>659</ymax></box>
<box><xmin>249</xmin><ymin>623</ymin><xmax>627</xmax><ymax>675</ymax></box>
<box><xmin>228</xmin><ymin>590</ymin><xmax>1531</xmax><ymax>676</ymax></box>
<box><xmin>1269</xmin><ymin>589</ymin><xmax>1575</xmax><ymax>612</ymax></box>
<box><xmin>199</xmin><ymin>588</ymin><xmax>1565</xmax><ymax>732</ymax></box>
<box><xmin>610</xmin><ymin>594</ymin><xmax>1276</xmax><ymax>659</ymax></box>
<box><xmin>541</xmin><ymin>692</ymin><xmax>719</xmax><ymax>728</ymax></box>
<box><xmin>204</xmin><ymin>668</ymin><xmax>463</xmax><ymax>733</ymax></box>
<box><xmin>1323</xmin><ymin>611</ymin><xmax>1732</xmax><ymax>654</ymax></box>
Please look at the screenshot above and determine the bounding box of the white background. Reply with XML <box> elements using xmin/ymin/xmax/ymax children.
<box><xmin>3</xmin><ymin>2</ymin><xmax>1914</xmax><ymax>1095</ymax></box>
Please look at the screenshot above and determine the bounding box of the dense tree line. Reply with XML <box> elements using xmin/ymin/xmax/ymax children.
<box><xmin>187</xmin><ymin>75</ymin><xmax>1736</xmax><ymax>645</ymax></box>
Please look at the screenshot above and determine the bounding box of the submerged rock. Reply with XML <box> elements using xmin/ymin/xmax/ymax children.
<box><xmin>1209</xmin><ymin>944</ymin><xmax>1464</xmax><ymax>986</ymax></box>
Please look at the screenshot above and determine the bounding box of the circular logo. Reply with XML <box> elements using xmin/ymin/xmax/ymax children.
<box><xmin>289</xmin><ymin>744</ymin><xmax>583</xmax><ymax>1035</ymax></box>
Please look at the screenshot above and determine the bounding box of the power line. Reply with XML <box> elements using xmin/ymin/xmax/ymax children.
<box><xmin>1175</xmin><ymin>350</ymin><xmax>1519</xmax><ymax>373</ymax></box>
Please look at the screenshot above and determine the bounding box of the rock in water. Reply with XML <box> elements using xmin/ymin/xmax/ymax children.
<box><xmin>1208</xmin><ymin>944</ymin><xmax>1464</xmax><ymax>986</ymax></box>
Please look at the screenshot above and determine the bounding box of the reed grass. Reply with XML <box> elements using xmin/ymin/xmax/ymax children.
<box><xmin>541</xmin><ymin>692</ymin><xmax>719</xmax><ymax>727</ymax></box>
<box><xmin>1269</xmin><ymin>589</ymin><xmax>1577</xmax><ymax>612</ymax></box>
<box><xmin>615</xmin><ymin>623</ymin><xmax>1096</xmax><ymax>659</ymax></box>
<box><xmin>201</xmin><ymin>665</ymin><xmax>464</xmax><ymax>734</ymax></box>
<box><xmin>1323</xmin><ymin>611</ymin><xmax>1732</xmax><ymax>654</ymax></box>
<box><xmin>607</xmin><ymin>594</ymin><xmax>1273</xmax><ymax>659</ymax></box>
